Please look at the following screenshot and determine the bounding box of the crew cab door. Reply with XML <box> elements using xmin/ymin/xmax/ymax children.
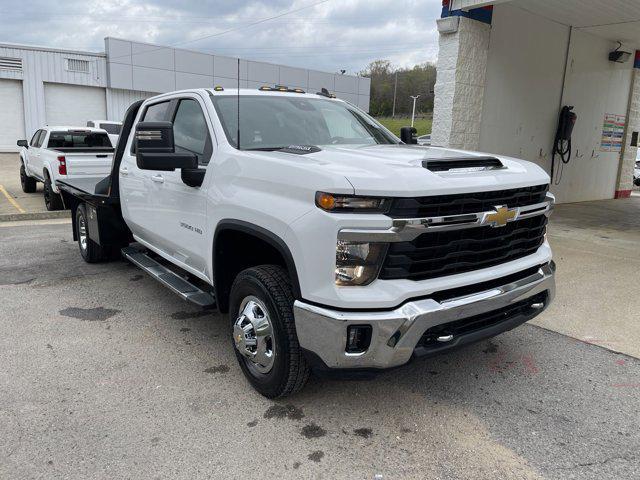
<box><xmin>120</xmin><ymin>99</ymin><xmax>172</xmax><ymax>245</ymax></box>
<box><xmin>121</xmin><ymin>94</ymin><xmax>212</xmax><ymax>276</ymax></box>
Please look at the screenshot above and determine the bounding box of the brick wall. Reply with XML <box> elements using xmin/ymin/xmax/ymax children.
<box><xmin>432</xmin><ymin>16</ymin><xmax>491</xmax><ymax>150</ymax></box>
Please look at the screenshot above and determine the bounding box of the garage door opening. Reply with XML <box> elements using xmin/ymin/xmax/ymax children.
<box><xmin>44</xmin><ymin>83</ymin><xmax>107</xmax><ymax>126</ymax></box>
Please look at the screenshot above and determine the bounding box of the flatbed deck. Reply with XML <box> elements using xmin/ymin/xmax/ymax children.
<box><xmin>57</xmin><ymin>176</ymin><xmax>113</xmax><ymax>205</ymax></box>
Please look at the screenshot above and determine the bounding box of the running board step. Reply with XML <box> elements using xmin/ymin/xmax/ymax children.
<box><xmin>122</xmin><ymin>247</ymin><xmax>216</xmax><ymax>308</ymax></box>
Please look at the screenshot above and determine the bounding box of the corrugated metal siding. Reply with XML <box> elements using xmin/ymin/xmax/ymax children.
<box><xmin>0</xmin><ymin>45</ymin><xmax>107</xmax><ymax>137</ymax></box>
<box><xmin>106</xmin><ymin>88</ymin><xmax>157</xmax><ymax>122</ymax></box>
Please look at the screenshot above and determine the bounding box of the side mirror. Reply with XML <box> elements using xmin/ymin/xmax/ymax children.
<box><xmin>17</xmin><ymin>139</ymin><xmax>28</xmax><ymax>148</ymax></box>
<box><xmin>135</xmin><ymin>121</ymin><xmax>197</xmax><ymax>171</ymax></box>
<box><xmin>400</xmin><ymin>126</ymin><xmax>418</xmax><ymax>145</ymax></box>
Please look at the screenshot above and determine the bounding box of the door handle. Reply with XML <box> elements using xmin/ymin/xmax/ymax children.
<box><xmin>151</xmin><ymin>174</ymin><xmax>164</xmax><ymax>183</ymax></box>
<box><xmin>119</xmin><ymin>167</ymin><xmax>128</xmax><ymax>175</ymax></box>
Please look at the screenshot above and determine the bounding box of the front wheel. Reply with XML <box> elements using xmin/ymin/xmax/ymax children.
<box><xmin>20</xmin><ymin>164</ymin><xmax>37</xmax><ymax>193</ymax></box>
<box><xmin>44</xmin><ymin>177</ymin><xmax>64</xmax><ymax>211</ymax></box>
<box><xmin>229</xmin><ymin>265</ymin><xmax>310</xmax><ymax>398</ymax></box>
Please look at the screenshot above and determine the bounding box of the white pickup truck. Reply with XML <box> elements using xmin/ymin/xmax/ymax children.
<box><xmin>86</xmin><ymin>120</ymin><xmax>122</xmax><ymax>147</ymax></box>
<box><xmin>57</xmin><ymin>86</ymin><xmax>555</xmax><ymax>398</ymax></box>
<box><xmin>17</xmin><ymin>127</ymin><xmax>114</xmax><ymax>210</ymax></box>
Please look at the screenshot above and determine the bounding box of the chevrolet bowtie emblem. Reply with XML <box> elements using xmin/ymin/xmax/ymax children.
<box><xmin>485</xmin><ymin>206</ymin><xmax>517</xmax><ymax>227</ymax></box>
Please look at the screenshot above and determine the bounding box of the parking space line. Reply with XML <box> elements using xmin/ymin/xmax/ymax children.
<box><xmin>0</xmin><ymin>185</ymin><xmax>26</xmax><ymax>214</ymax></box>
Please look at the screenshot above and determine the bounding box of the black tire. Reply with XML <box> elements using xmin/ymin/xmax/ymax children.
<box><xmin>229</xmin><ymin>265</ymin><xmax>310</xmax><ymax>398</ymax></box>
<box><xmin>44</xmin><ymin>176</ymin><xmax>64</xmax><ymax>211</ymax></box>
<box><xmin>76</xmin><ymin>204</ymin><xmax>106</xmax><ymax>263</ymax></box>
<box><xmin>20</xmin><ymin>163</ymin><xmax>37</xmax><ymax>193</ymax></box>
<box><xmin>634</xmin><ymin>178</ymin><xmax>640</xmax><ymax>187</ymax></box>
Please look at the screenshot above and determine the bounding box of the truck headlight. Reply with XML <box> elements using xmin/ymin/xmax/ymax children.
<box><xmin>335</xmin><ymin>241</ymin><xmax>387</xmax><ymax>286</ymax></box>
<box><xmin>316</xmin><ymin>192</ymin><xmax>389</xmax><ymax>213</ymax></box>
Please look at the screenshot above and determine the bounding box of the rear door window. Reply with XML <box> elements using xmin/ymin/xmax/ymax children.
<box><xmin>142</xmin><ymin>101</ymin><xmax>170</xmax><ymax>122</ymax></box>
<box><xmin>131</xmin><ymin>100</ymin><xmax>171</xmax><ymax>154</ymax></box>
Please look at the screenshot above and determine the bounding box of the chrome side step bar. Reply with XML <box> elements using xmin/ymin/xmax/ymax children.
<box><xmin>121</xmin><ymin>246</ymin><xmax>216</xmax><ymax>308</ymax></box>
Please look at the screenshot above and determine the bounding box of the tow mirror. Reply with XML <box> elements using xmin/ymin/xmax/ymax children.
<box><xmin>135</xmin><ymin>121</ymin><xmax>197</xmax><ymax>171</ymax></box>
<box><xmin>400</xmin><ymin>126</ymin><xmax>418</xmax><ymax>145</ymax></box>
<box><xmin>17</xmin><ymin>139</ymin><xmax>28</xmax><ymax>148</ymax></box>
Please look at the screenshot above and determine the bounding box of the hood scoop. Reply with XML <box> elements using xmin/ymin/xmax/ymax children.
<box><xmin>422</xmin><ymin>156</ymin><xmax>504</xmax><ymax>172</ymax></box>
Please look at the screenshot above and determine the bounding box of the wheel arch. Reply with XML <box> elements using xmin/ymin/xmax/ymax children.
<box><xmin>213</xmin><ymin>220</ymin><xmax>301</xmax><ymax>313</ymax></box>
<box><xmin>42</xmin><ymin>164</ymin><xmax>53</xmax><ymax>180</ymax></box>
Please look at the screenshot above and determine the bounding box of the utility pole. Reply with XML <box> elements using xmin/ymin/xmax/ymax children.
<box><xmin>392</xmin><ymin>71</ymin><xmax>398</xmax><ymax>118</ymax></box>
<box><xmin>410</xmin><ymin>95</ymin><xmax>420</xmax><ymax>127</ymax></box>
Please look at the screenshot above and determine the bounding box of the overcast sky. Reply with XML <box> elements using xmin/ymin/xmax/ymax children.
<box><xmin>0</xmin><ymin>0</ymin><xmax>442</xmax><ymax>73</ymax></box>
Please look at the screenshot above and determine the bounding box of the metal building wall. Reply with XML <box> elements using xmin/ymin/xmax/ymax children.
<box><xmin>1</xmin><ymin>39</ymin><xmax>372</xmax><ymax>152</ymax></box>
<box><xmin>106</xmin><ymin>87</ymin><xmax>156</xmax><ymax>123</ymax></box>
<box><xmin>0</xmin><ymin>43</ymin><xmax>107</xmax><ymax>139</ymax></box>
<box><xmin>105</xmin><ymin>38</ymin><xmax>371</xmax><ymax>112</ymax></box>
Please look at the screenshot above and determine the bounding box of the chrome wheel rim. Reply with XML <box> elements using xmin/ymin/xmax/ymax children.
<box><xmin>234</xmin><ymin>296</ymin><xmax>276</xmax><ymax>375</ymax></box>
<box><xmin>78</xmin><ymin>214</ymin><xmax>87</xmax><ymax>252</ymax></box>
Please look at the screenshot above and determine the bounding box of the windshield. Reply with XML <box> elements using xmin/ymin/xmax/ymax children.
<box><xmin>101</xmin><ymin>123</ymin><xmax>122</xmax><ymax>135</ymax></box>
<box><xmin>210</xmin><ymin>95</ymin><xmax>397</xmax><ymax>150</ymax></box>
<box><xmin>48</xmin><ymin>131</ymin><xmax>112</xmax><ymax>149</ymax></box>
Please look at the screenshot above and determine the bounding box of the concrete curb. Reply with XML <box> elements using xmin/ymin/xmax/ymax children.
<box><xmin>0</xmin><ymin>211</ymin><xmax>70</xmax><ymax>222</ymax></box>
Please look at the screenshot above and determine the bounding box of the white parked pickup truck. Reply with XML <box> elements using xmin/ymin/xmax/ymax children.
<box><xmin>18</xmin><ymin>127</ymin><xmax>114</xmax><ymax>210</ymax></box>
<box><xmin>56</xmin><ymin>87</ymin><xmax>555</xmax><ymax>398</ymax></box>
<box><xmin>86</xmin><ymin>120</ymin><xmax>122</xmax><ymax>147</ymax></box>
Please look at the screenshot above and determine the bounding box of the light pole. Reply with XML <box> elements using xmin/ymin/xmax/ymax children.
<box><xmin>410</xmin><ymin>95</ymin><xmax>420</xmax><ymax>127</ymax></box>
<box><xmin>392</xmin><ymin>71</ymin><xmax>398</xmax><ymax>118</ymax></box>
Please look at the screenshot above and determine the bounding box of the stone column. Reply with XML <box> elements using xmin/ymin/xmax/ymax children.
<box><xmin>616</xmin><ymin>52</ymin><xmax>640</xmax><ymax>198</ymax></box>
<box><xmin>431</xmin><ymin>15</ymin><xmax>491</xmax><ymax>150</ymax></box>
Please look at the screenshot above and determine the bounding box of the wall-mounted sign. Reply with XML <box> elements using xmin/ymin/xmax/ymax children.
<box><xmin>600</xmin><ymin>113</ymin><xmax>625</xmax><ymax>153</ymax></box>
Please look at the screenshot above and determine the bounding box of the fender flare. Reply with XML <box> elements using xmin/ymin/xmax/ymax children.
<box><xmin>213</xmin><ymin>219</ymin><xmax>302</xmax><ymax>300</ymax></box>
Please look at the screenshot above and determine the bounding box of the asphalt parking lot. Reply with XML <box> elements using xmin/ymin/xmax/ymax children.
<box><xmin>0</xmin><ymin>153</ymin><xmax>68</xmax><ymax>221</ymax></box>
<box><xmin>1</xmin><ymin>215</ymin><xmax>639</xmax><ymax>479</ymax></box>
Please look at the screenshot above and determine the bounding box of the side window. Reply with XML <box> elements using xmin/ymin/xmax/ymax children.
<box><xmin>142</xmin><ymin>101</ymin><xmax>170</xmax><ymax>122</ymax></box>
<box><xmin>172</xmin><ymin>99</ymin><xmax>212</xmax><ymax>165</ymax></box>
<box><xmin>131</xmin><ymin>100</ymin><xmax>171</xmax><ymax>154</ymax></box>
<box><xmin>30</xmin><ymin>130</ymin><xmax>41</xmax><ymax>147</ymax></box>
<box><xmin>87</xmin><ymin>121</ymin><xmax>95</xmax><ymax>128</ymax></box>
<box><xmin>36</xmin><ymin>130</ymin><xmax>47</xmax><ymax>147</ymax></box>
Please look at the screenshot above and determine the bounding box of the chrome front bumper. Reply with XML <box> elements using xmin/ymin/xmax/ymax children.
<box><xmin>294</xmin><ymin>262</ymin><xmax>555</xmax><ymax>370</ymax></box>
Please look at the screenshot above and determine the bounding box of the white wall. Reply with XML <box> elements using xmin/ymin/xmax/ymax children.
<box><xmin>560</xmin><ymin>29</ymin><xmax>633</xmax><ymax>202</ymax></box>
<box><xmin>478</xmin><ymin>5</ymin><xmax>568</xmax><ymax>171</ymax></box>
<box><xmin>478</xmin><ymin>4</ymin><xmax>634</xmax><ymax>203</ymax></box>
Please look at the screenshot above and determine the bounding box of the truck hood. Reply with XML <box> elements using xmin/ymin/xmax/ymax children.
<box><xmin>252</xmin><ymin>144</ymin><xmax>550</xmax><ymax>197</ymax></box>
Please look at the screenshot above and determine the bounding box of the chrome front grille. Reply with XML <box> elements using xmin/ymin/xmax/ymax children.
<box><xmin>387</xmin><ymin>184</ymin><xmax>549</xmax><ymax>218</ymax></box>
<box><xmin>372</xmin><ymin>185</ymin><xmax>551</xmax><ymax>282</ymax></box>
